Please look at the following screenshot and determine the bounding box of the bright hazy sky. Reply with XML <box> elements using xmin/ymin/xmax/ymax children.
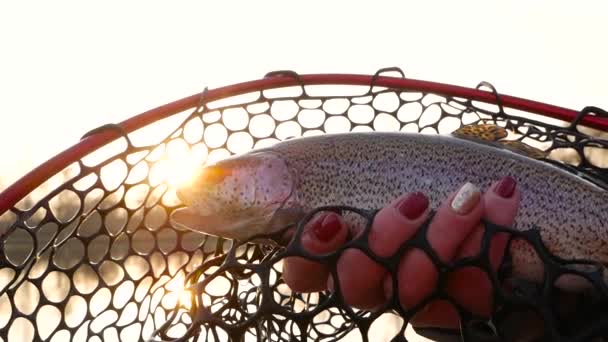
<box><xmin>1</xmin><ymin>1</ymin><xmax>607</xmax><ymax>189</ymax></box>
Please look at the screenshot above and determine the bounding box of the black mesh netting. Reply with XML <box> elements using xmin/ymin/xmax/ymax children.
<box><xmin>2</xmin><ymin>69</ymin><xmax>608</xmax><ymax>342</ymax></box>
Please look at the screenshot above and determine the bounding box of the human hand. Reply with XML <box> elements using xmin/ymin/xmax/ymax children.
<box><xmin>282</xmin><ymin>177</ymin><xmax>520</xmax><ymax>329</ymax></box>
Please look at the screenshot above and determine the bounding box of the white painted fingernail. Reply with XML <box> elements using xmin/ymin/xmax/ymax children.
<box><xmin>451</xmin><ymin>182</ymin><xmax>481</xmax><ymax>215</ymax></box>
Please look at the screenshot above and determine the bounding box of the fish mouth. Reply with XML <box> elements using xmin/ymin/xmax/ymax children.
<box><xmin>169</xmin><ymin>203</ymin><xmax>306</xmax><ymax>243</ymax></box>
<box><xmin>168</xmin><ymin>205</ymin><xmax>288</xmax><ymax>241</ymax></box>
<box><xmin>169</xmin><ymin>207</ymin><xmax>264</xmax><ymax>241</ymax></box>
<box><xmin>169</xmin><ymin>207</ymin><xmax>230</xmax><ymax>237</ymax></box>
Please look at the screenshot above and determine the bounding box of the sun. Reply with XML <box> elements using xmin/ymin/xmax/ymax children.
<box><xmin>163</xmin><ymin>153</ymin><xmax>201</xmax><ymax>188</ymax></box>
<box><xmin>148</xmin><ymin>140</ymin><xmax>207</xmax><ymax>189</ymax></box>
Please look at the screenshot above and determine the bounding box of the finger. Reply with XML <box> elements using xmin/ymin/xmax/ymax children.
<box><xmin>481</xmin><ymin>176</ymin><xmax>520</xmax><ymax>269</ymax></box>
<box><xmin>415</xmin><ymin>225</ymin><xmax>493</xmax><ymax>327</ymax></box>
<box><xmin>282</xmin><ymin>212</ymin><xmax>349</xmax><ymax>293</ymax></box>
<box><xmin>334</xmin><ymin>192</ymin><xmax>431</xmax><ymax>309</ymax></box>
<box><xmin>369</xmin><ymin>192</ymin><xmax>431</xmax><ymax>257</ymax></box>
<box><xmin>410</xmin><ymin>300</ymin><xmax>461</xmax><ymax>329</ymax></box>
<box><xmin>331</xmin><ymin>249</ymin><xmax>387</xmax><ymax>309</ymax></box>
<box><xmin>441</xmin><ymin>177</ymin><xmax>520</xmax><ymax>317</ymax></box>
<box><xmin>396</xmin><ymin>182</ymin><xmax>483</xmax><ymax>311</ymax></box>
<box><xmin>427</xmin><ymin>182</ymin><xmax>484</xmax><ymax>262</ymax></box>
<box><xmin>458</xmin><ymin>176</ymin><xmax>519</xmax><ymax>270</ymax></box>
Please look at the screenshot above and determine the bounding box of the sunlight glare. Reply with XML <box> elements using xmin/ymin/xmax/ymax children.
<box><xmin>179</xmin><ymin>289</ymin><xmax>193</xmax><ymax>310</ymax></box>
<box><xmin>162</xmin><ymin>273</ymin><xmax>194</xmax><ymax>311</ymax></box>
<box><xmin>162</xmin><ymin>285</ymin><xmax>194</xmax><ymax>311</ymax></box>
<box><xmin>159</xmin><ymin>154</ymin><xmax>200</xmax><ymax>189</ymax></box>
<box><xmin>150</xmin><ymin>140</ymin><xmax>206</xmax><ymax>189</ymax></box>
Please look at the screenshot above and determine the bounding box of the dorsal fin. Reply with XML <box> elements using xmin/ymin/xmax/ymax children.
<box><xmin>452</xmin><ymin>124</ymin><xmax>508</xmax><ymax>142</ymax></box>
<box><xmin>452</xmin><ymin>124</ymin><xmax>547</xmax><ymax>159</ymax></box>
<box><xmin>499</xmin><ymin>140</ymin><xmax>548</xmax><ymax>159</ymax></box>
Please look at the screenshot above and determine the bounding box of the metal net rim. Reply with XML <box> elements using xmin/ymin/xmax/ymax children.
<box><xmin>1</xmin><ymin>71</ymin><xmax>605</xmax><ymax>216</ymax></box>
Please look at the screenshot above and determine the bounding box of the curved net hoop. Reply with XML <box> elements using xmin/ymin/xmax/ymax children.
<box><xmin>1</xmin><ymin>69</ymin><xmax>608</xmax><ymax>342</ymax></box>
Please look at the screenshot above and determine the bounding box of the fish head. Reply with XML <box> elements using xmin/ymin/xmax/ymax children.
<box><xmin>170</xmin><ymin>151</ymin><xmax>302</xmax><ymax>241</ymax></box>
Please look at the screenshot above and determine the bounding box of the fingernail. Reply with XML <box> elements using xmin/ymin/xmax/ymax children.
<box><xmin>396</xmin><ymin>192</ymin><xmax>429</xmax><ymax>219</ymax></box>
<box><xmin>313</xmin><ymin>213</ymin><xmax>341</xmax><ymax>242</ymax></box>
<box><xmin>451</xmin><ymin>182</ymin><xmax>481</xmax><ymax>215</ymax></box>
<box><xmin>495</xmin><ymin>176</ymin><xmax>517</xmax><ymax>198</ymax></box>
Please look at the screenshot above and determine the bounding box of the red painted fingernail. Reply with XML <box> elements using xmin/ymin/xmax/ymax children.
<box><xmin>313</xmin><ymin>213</ymin><xmax>341</xmax><ymax>242</ymax></box>
<box><xmin>495</xmin><ymin>176</ymin><xmax>517</xmax><ymax>198</ymax></box>
<box><xmin>396</xmin><ymin>192</ymin><xmax>429</xmax><ymax>219</ymax></box>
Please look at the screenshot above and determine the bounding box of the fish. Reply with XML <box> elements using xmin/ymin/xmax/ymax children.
<box><xmin>170</xmin><ymin>125</ymin><xmax>608</xmax><ymax>292</ymax></box>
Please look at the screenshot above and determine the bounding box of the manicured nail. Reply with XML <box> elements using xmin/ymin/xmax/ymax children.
<box><xmin>451</xmin><ymin>182</ymin><xmax>481</xmax><ymax>215</ymax></box>
<box><xmin>495</xmin><ymin>176</ymin><xmax>517</xmax><ymax>198</ymax></box>
<box><xmin>313</xmin><ymin>213</ymin><xmax>341</xmax><ymax>242</ymax></box>
<box><xmin>396</xmin><ymin>192</ymin><xmax>429</xmax><ymax>219</ymax></box>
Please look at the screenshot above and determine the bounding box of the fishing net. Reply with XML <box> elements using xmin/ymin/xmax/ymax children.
<box><xmin>1</xmin><ymin>68</ymin><xmax>608</xmax><ymax>342</ymax></box>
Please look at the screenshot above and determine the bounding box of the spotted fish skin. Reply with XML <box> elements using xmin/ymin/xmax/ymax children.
<box><xmin>255</xmin><ymin>132</ymin><xmax>608</xmax><ymax>286</ymax></box>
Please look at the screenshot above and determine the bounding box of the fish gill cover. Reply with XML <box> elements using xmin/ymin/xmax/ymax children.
<box><xmin>1</xmin><ymin>69</ymin><xmax>608</xmax><ymax>342</ymax></box>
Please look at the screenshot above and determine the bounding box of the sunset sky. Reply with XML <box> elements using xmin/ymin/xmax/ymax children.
<box><xmin>1</xmin><ymin>0</ymin><xmax>607</xmax><ymax>189</ymax></box>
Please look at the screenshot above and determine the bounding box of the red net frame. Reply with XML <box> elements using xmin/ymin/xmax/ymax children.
<box><xmin>1</xmin><ymin>69</ymin><xmax>608</xmax><ymax>342</ymax></box>
<box><xmin>2</xmin><ymin>72</ymin><xmax>606</xmax><ymax>216</ymax></box>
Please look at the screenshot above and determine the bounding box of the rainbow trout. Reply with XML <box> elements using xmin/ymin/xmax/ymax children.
<box><xmin>170</xmin><ymin>126</ymin><xmax>608</xmax><ymax>291</ymax></box>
